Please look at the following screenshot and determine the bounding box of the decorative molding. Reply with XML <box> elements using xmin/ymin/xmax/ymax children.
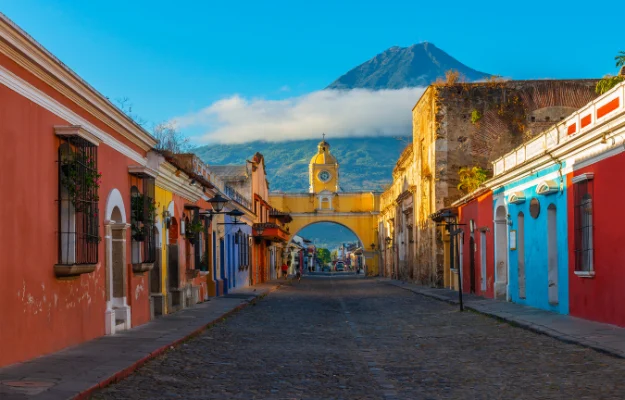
<box><xmin>536</xmin><ymin>180</ymin><xmax>559</xmax><ymax>195</ymax></box>
<box><xmin>128</xmin><ymin>165</ymin><xmax>159</xmax><ymax>178</ymax></box>
<box><xmin>508</xmin><ymin>192</ymin><xmax>526</xmax><ymax>204</ymax></box>
<box><xmin>0</xmin><ymin>15</ymin><xmax>157</xmax><ymax>151</ymax></box>
<box><xmin>155</xmin><ymin>162</ymin><xmax>203</xmax><ymax>202</ymax></box>
<box><xmin>572</xmin><ymin>173</ymin><xmax>594</xmax><ymax>184</ymax></box>
<box><xmin>0</xmin><ymin>65</ymin><xmax>147</xmax><ymax>164</ymax></box>
<box><xmin>54</xmin><ymin>125</ymin><xmax>101</xmax><ymax>146</ymax></box>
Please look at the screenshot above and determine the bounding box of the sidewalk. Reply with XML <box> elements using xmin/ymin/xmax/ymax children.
<box><xmin>382</xmin><ymin>279</ymin><xmax>625</xmax><ymax>359</ymax></box>
<box><xmin>0</xmin><ymin>281</ymin><xmax>281</xmax><ymax>400</ymax></box>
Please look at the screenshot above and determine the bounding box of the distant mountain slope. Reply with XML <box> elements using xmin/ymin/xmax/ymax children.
<box><xmin>327</xmin><ymin>42</ymin><xmax>491</xmax><ymax>90</ymax></box>
<box><xmin>194</xmin><ymin>137</ymin><xmax>409</xmax><ymax>192</ymax></box>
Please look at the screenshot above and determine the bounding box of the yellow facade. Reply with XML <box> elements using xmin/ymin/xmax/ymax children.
<box><xmin>154</xmin><ymin>185</ymin><xmax>173</xmax><ymax>314</ymax></box>
<box><xmin>269</xmin><ymin>139</ymin><xmax>381</xmax><ymax>274</ymax></box>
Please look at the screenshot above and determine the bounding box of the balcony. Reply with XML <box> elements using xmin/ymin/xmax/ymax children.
<box><xmin>253</xmin><ymin>223</ymin><xmax>290</xmax><ymax>243</ymax></box>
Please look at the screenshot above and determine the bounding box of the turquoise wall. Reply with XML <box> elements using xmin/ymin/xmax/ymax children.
<box><xmin>503</xmin><ymin>164</ymin><xmax>569</xmax><ymax>314</ymax></box>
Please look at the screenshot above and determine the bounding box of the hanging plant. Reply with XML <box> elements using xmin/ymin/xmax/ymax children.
<box><xmin>60</xmin><ymin>153</ymin><xmax>102</xmax><ymax>213</ymax></box>
<box><xmin>185</xmin><ymin>220</ymin><xmax>203</xmax><ymax>240</ymax></box>
<box><xmin>131</xmin><ymin>193</ymin><xmax>158</xmax><ymax>223</ymax></box>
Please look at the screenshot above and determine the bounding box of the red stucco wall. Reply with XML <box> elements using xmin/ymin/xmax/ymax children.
<box><xmin>0</xmin><ymin>64</ymin><xmax>153</xmax><ymax>366</ymax></box>
<box><xmin>458</xmin><ymin>192</ymin><xmax>494</xmax><ymax>298</ymax></box>
<box><xmin>568</xmin><ymin>155</ymin><xmax>625</xmax><ymax>327</ymax></box>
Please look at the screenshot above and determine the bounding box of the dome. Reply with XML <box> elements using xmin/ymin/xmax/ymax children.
<box><xmin>310</xmin><ymin>140</ymin><xmax>337</xmax><ymax>164</ymax></box>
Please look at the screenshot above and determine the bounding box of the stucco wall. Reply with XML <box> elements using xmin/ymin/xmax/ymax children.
<box><xmin>504</xmin><ymin>166</ymin><xmax>569</xmax><ymax>314</ymax></box>
<box><xmin>568</xmin><ymin>155</ymin><xmax>625</xmax><ymax>326</ymax></box>
<box><xmin>458</xmin><ymin>192</ymin><xmax>495</xmax><ymax>298</ymax></box>
<box><xmin>0</xmin><ymin>81</ymin><xmax>154</xmax><ymax>366</ymax></box>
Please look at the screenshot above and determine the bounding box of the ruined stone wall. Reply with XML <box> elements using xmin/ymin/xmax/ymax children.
<box><xmin>410</xmin><ymin>79</ymin><xmax>598</xmax><ymax>287</ymax></box>
<box><xmin>412</xmin><ymin>87</ymin><xmax>440</xmax><ymax>285</ymax></box>
<box><xmin>436</xmin><ymin>79</ymin><xmax>598</xmax><ymax>208</ymax></box>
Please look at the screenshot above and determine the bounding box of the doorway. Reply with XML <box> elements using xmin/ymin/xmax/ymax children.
<box><xmin>480</xmin><ymin>231</ymin><xmax>487</xmax><ymax>292</ymax></box>
<box><xmin>104</xmin><ymin>188</ymin><xmax>131</xmax><ymax>335</ymax></box>
<box><xmin>547</xmin><ymin>204</ymin><xmax>558</xmax><ymax>305</ymax></box>
<box><xmin>494</xmin><ymin>205</ymin><xmax>509</xmax><ymax>300</ymax></box>
<box><xmin>469</xmin><ymin>236</ymin><xmax>476</xmax><ymax>293</ymax></box>
<box><xmin>517</xmin><ymin>212</ymin><xmax>526</xmax><ymax>299</ymax></box>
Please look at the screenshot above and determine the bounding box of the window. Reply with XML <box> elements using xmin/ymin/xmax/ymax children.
<box><xmin>58</xmin><ymin>137</ymin><xmax>100</xmax><ymax>265</ymax></box>
<box><xmin>129</xmin><ymin>175</ymin><xmax>156</xmax><ymax>264</ymax></box>
<box><xmin>573</xmin><ymin>174</ymin><xmax>594</xmax><ymax>273</ymax></box>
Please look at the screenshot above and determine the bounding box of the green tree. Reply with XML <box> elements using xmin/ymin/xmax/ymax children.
<box><xmin>330</xmin><ymin>249</ymin><xmax>338</xmax><ymax>260</ymax></box>
<box><xmin>316</xmin><ymin>248</ymin><xmax>331</xmax><ymax>264</ymax></box>
<box><xmin>457</xmin><ymin>166</ymin><xmax>488</xmax><ymax>194</ymax></box>
<box><xmin>596</xmin><ymin>51</ymin><xmax>625</xmax><ymax>94</ymax></box>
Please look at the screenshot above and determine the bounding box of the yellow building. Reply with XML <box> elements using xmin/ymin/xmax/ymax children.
<box><xmin>269</xmin><ymin>139</ymin><xmax>381</xmax><ymax>274</ymax></box>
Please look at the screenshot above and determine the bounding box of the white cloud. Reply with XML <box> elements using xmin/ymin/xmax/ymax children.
<box><xmin>174</xmin><ymin>88</ymin><xmax>425</xmax><ymax>144</ymax></box>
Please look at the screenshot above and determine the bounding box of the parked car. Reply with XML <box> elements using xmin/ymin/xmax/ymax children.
<box><xmin>322</xmin><ymin>265</ymin><xmax>331</xmax><ymax>272</ymax></box>
<box><xmin>335</xmin><ymin>262</ymin><xmax>345</xmax><ymax>271</ymax></box>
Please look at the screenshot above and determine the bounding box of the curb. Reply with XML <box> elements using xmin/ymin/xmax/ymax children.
<box><xmin>73</xmin><ymin>284</ymin><xmax>281</xmax><ymax>400</ymax></box>
<box><xmin>382</xmin><ymin>280</ymin><xmax>625</xmax><ymax>360</ymax></box>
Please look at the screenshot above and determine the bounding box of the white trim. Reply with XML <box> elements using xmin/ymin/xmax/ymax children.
<box><xmin>128</xmin><ymin>165</ymin><xmax>159</xmax><ymax>178</ymax></box>
<box><xmin>574</xmin><ymin>270</ymin><xmax>595</xmax><ymax>278</ymax></box>
<box><xmin>0</xmin><ymin>15</ymin><xmax>157</xmax><ymax>150</ymax></box>
<box><xmin>54</xmin><ymin>125</ymin><xmax>101</xmax><ymax>146</ymax></box>
<box><xmin>572</xmin><ymin>173</ymin><xmax>594</xmax><ymax>184</ymax></box>
<box><xmin>0</xmin><ymin>65</ymin><xmax>147</xmax><ymax>165</ymax></box>
<box><xmin>573</xmin><ymin>143</ymin><xmax>625</xmax><ymax>171</ymax></box>
<box><xmin>536</xmin><ymin>180</ymin><xmax>559</xmax><ymax>196</ymax></box>
<box><xmin>105</xmin><ymin>188</ymin><xmax>127</xmax><ymax>223</ymax></box>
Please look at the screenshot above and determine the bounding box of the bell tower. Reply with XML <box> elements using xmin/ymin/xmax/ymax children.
<box><xmin>309</xmin><ymin>134</ymin><xmax>339</xmax><ymax>194</ymax></box>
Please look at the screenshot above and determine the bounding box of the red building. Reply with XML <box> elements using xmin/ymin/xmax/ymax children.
<box><xmin>455</xmin><ymin>190</ymin><xmax>496</xmax><ymax>298</ymax></box>
<box><xmin>0</xmin><ymin>15</ymin><xmax>158</xmax><ymax>367</ymax></box>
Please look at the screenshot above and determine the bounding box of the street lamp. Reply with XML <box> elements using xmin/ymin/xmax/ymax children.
<box><xmin>227</xmin><ymin>209</ymin><xmax>244</xmax><ymax>224</ymax></box>
<box><xmin>436</xmin><ymin>209</ymin><xmax>464</xmax><ymax>312</ymax></box>
<box><xmin>370</xmin><ymin>243</ymin><xmax>375</xmax><ymax>251</ymax></box>
<box><xmin>254</xmin><ymin>224</ymin><xmax>265</xmax><ymax>237</ymax></box>
<box><xmin>207</xmin><ymin>194</ymin><xmax>228</xmax><ymax>213</ymax></box>
<box><xmin>385</xmin><ymin>236</ymin><xmax>392</xmax><ymax>247</ymax></box>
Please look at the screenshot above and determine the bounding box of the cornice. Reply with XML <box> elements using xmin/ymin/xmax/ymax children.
<box><xmin>0</xmin><ymin>64</ymin><xmax>147</xmax><ymax>164</ymax></box>
<box><xmin>156</xmin><ymin>162</ymin><xmax>202</xmax><ymax>202</ymax></box>
<box><xmin>0</xmin><ymin>14</ymin><xmax>157</xmax><ymax>151</ymax></box>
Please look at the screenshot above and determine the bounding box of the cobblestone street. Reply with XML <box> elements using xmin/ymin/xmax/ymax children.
<box><xmin>93</xmin><ymin>277</ymin><xmax>625</xmax><ymax>399</ymax></box>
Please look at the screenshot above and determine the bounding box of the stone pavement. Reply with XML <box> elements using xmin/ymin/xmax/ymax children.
<box><xmin>383</xmin><ymin>278</ymin><xmax>625</xmax><ymax>359</ymax></box>
<box><xmin>0</xmin><ymin>281</ymin><xmax>281</xmax><ymax>400</ymax></box>
<box><xmin>93</xmin><ymin>276</ymin><xmax>625</xmax><ymax>399</ymax></box>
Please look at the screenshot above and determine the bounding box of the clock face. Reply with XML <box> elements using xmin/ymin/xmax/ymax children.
<box><xmin>318</xmin><ymin>170</ymin><xmax>331</xmax><ymax>182</ymax></box>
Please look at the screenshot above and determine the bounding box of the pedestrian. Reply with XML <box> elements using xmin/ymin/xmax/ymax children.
<box><xmin>281</xmin><ymin>262</ymin><xmax>289</xmax><ymax>279</ymax></box>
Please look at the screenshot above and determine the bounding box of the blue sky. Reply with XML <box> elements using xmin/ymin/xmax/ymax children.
<box><xmin>3</xmin><ymin>0</ymin><xmax>622</xmax><ymax>143</ymax></box>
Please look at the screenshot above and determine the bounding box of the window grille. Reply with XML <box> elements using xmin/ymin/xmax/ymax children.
<box><xmin>58</xmin><ymin>137</ymin><xmax>100</xmax><ymax>265</ymax></box>
<box><xmin>574</xmin><ymin>178</ymin><xmax>594</xmax><ymax>271</ymax></box>
<box><xmin>129</xmin><ymin>175</ymin><xmax>156</xmax><ymax>264</ymax></box>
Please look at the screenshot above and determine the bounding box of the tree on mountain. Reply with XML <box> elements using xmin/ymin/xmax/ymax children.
<box><xmin>316</xmin><ymin>248</ymin><xmax>332</xmax><ymax>264</ymax></box>
<box><xmin>596</xmin><ymin>51</ymin><xmax>625</xmax><ymax>94</ymax></box>
<box><xmin>457</xmin><ymin>166</ymin><xmax>488</xmax><ymax>194</ymax></box>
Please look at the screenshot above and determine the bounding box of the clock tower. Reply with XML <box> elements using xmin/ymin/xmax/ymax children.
<box><xmin>309</xmin><ymin>137</ymin><xmax>339</xmax><ymax>194</ymax></box>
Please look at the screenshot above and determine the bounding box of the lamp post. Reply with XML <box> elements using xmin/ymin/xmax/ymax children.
<box><xmin>440</xmin><ymin>210</ymin><xmax>464</xmax><ymax>311</ymax></box>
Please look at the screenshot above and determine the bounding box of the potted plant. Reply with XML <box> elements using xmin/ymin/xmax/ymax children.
<box><xmin>59</xmin><ymin>153</ymin><xmax>102</xmax><ymax>213</ymax></box>
<box><xmin>185</xmin><ymin>220</ymin><xmax>203</xmax><ymax>240</ymax></box>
